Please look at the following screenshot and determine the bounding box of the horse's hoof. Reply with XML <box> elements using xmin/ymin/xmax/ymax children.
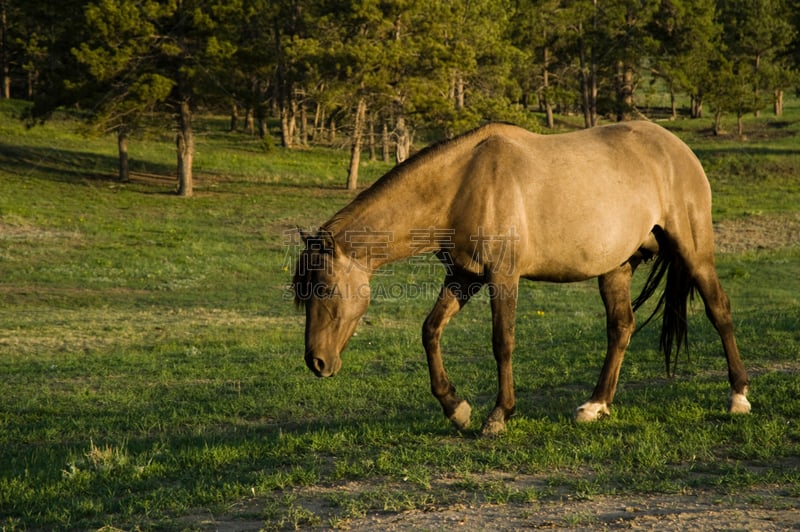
<box><xmin>448</xmin><ymin>400</ymin><xmax>472</xmax><ymax>430</ymax></box>
<box><xmin>479</xmin><ymin>408</ymin><xmax>508</xmax><ymax>437</ymax></box>
<box><xmin>480</xmin><ymin>418</ymin><xmax>506</xmax><ymax>437</ymax></box>
<box><xmin>729</xmin><ymin>392</ymin><xmax>751</xmax><ymax>414</ymax></box>
<box><xmin>575</xmin><ymin>401</ymin><xmax>610</xmax><ymax>423</ymax></box>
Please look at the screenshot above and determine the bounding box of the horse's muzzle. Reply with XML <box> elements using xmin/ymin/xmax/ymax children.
<box><xmin>305</xmin><ymin>353</ymin><xmax>341</xmax><ymax>378</ymax></box>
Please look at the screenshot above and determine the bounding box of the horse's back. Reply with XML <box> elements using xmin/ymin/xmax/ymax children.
<box><xmin>449</xmin><ymin>121</ymin><xmax>710</xmax><ymax>280</ymax></box>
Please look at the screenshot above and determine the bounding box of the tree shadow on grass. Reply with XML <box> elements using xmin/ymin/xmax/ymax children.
<box><xmin>693</xmin><ymin>145</ymin><xmax>800</xmax><ymax>159</ymax></box>
<box><xmin>0</xmin><ymin>142</ymin><xmax>175</xmax><ymax>186</ymax></box>
<box><xmin>0</xmin><ymin>141</ymin><xmax>362</xmax><ymax>193</ymax></box>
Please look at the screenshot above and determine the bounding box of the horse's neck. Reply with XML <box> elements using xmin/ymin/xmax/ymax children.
<box><xmin>330</xmin><ymin>158</ymin><xmax>457</xmax><ymax>272</ymax></box>
<box><xmin>327</xmin><ymin>126</ymin><xmax>509</xmax><ymax>272</ymax></box>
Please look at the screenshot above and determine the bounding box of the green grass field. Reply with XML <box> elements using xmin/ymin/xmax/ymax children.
<box><xmin>0</xmin><ymin>99</ymin><xmax>798</xmax><ymax>530</ymax></box>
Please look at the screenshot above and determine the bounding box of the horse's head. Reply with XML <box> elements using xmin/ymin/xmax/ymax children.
<box><xmin>292</xmin><ymin>230</ymin><xmax>371</xmax><ymax>377</ymax></box>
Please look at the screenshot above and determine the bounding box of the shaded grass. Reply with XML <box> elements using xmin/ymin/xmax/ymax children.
<box><xmin>0</xmin><ymin>98</ymin><xmax>798</xmax><ymax>529</ymax></box>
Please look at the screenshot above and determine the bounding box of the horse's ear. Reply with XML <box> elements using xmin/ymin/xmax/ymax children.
<box><xmin>299</xmin><ymin>228</ymin><xmax>337</xmax><ymax>255</ymax></box>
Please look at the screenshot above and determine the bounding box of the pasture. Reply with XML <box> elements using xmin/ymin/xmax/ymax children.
<box><xmin>0</xmin><ymin>99</ymin><xmax>798</xmax><ymax>530</ymax></box>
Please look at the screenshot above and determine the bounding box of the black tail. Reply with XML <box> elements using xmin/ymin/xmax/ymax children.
<box><xmin>632</xmin><ymin>230</ymin><xmax>696</xmax><ymax>376</ymax></box>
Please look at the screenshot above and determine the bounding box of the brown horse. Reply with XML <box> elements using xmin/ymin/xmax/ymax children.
<box><xmin>293</xmin><ymin>121</ymin><xmax>751</xmax><ymax>436</ymax></box>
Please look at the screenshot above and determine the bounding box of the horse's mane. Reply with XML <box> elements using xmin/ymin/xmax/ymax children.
<box><xmin>321</xmin><ymin>123</ymin><xmax>510</xmax><ymax>236</ymax></box>
<box><xmin>293</xmin><ymin>122</ymin><xmax>515</xmax><ymax>307</ymax></box>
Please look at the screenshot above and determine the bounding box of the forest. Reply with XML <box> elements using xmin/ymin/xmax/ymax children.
<box><xmin>2</xmin><ymin>0</ymin><xmax>799</xmax><ymax>194</ymax></box>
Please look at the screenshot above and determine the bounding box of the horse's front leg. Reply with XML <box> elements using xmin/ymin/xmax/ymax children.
<box><xmin>576</xmin><ymin>263</ymin><xmax>636</xmax><ymax>422</ymax></box>
<box><xmin>482</xmin><ymin>276</ymin><xmax>519</xmax><ymax>436</ymax></box>
<box><xmin>422</xmin><ymin>275</ymin><xmax>481</xmax><ymax>430</ymax></box>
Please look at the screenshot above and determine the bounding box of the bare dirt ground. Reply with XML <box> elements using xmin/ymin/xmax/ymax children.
<box><xmin>713</xmin><ymin>212</ymin><xmax>800</xmax><ymax>254</ymax></box>
<box><xmin>209</xmin><ymin>476</ymin><xmax>800</xmax><ymax>531</ymax></box>
<box><xmin>341</xmin><ymin>486</ymin><xmax>800</xmax><ymax>530</ymax></box>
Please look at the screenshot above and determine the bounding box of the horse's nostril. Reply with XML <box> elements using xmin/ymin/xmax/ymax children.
<box><xmin>312</xmin><ymin>357</ymin><xmax>325</xmax><ymax>374</ymax></box>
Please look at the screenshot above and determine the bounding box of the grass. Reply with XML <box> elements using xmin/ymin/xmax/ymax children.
<box><xmin>0</xmin><ymin>98</ymin><xmax>799</xmax><ymax>530</ymax></box>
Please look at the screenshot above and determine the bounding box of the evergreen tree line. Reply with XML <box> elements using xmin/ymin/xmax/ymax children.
<box><xmin>2</xmin><ymin>0</ymin><xmax>798</xmax><ymax>195</ymax></box>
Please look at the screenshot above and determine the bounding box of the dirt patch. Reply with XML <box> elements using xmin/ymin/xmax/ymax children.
<box><xmin>0</xmin><ymin>305</ymin><xmax>294</xmax><ymax>356</ymax></box>
<box><xmin>341</xmin><ymin>488</ymin><xmax>799</xmax><ymax>530</ymax></box>
<box><xmin>0</xmin><ymin>219</ymin><xmax>82</xmax><ymax>242</ymax></box>
<box><xmin>203</xmin><ymin>478</ymin><xmax>799</xmax><ymax>531</ymax></box>
<box><xmin>714</xmin><ymin>213</ymin><xmax>800</xmax><ymax>254</ymax></box>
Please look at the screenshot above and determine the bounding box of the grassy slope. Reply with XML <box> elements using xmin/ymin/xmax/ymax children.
<box><xmin>0</xmin><ymin>99</ymin><xmax>798</xmax><ymax>529</ymax></box>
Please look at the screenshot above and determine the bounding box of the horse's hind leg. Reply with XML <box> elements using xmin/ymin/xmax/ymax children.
<box><xmin>687</xmin><ymin>259</ymin><xmax>751</xmax><ymax>413</ymax></box>
<box><xmin>576</xmin><ymin>262</ymin><xmax>636</xmax><ymax>422</ymax></box>
<box><xmin>422</xmin><ymin>273</ymin><xmax>482</xmax><ymax>430</ymax></box>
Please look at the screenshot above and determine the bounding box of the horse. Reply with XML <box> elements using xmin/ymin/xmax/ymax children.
<box><xmin>292</xmin><ymin>121</ymin><xmax>751</xmax><ymax>436</ymax></box>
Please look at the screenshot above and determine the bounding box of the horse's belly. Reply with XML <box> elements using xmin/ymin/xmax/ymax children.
<box><xmin>517</xmin><ymin>183</ymin><xmax>661</xmax><ymax>281</ymax></box>
<box><xmin>523</xmin><ymin>226</ymin><xmax>653</xmax><ymax>282</ymax></box>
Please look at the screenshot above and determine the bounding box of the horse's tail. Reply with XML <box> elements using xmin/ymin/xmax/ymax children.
<box><xmin>632</xmin><ymin>229</ymin><xmax>696</xmax><ymax>376</ymax></box>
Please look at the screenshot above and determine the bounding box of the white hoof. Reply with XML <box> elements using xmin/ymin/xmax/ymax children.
<box><xmin>729</xmin><ymin>392</ymin><xmax>751</xmax><ymax>414</ymax></box>
<box><xmin>575</xmin><ymin>401</ymin><xmax>610</xmax><ymax>423</ymax></box>
<box><xmin>449</xmin><ymin>400</ymin><xmax>472</xmax><ymax>430</ymax></box>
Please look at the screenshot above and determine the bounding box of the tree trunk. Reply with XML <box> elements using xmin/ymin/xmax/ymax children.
<box><xmin>754</xmin><ymin>54</ymin><xmax>761</xmax><ymax>118</ymax></box>
<box><xmin>0</xmin><ymin>0</ymin><xmax>9</xmax><ymax>99</ymax></box>
<box><xmin>368</xmin><ymin>116</ymin><xmax>376</xmax><ymax>161</ymax></box>
<box><xmin>280</xmin><ymin>93</ymin><xmax>296</xmax><ymax>148</ymax></box>
<box><xmin>449</xmin><ymin>73</ymin><xmax>455</xmax><ymax>102</ymax></box>
<box><xmin>577</xmin><ymin>30</ymin><xmax>597</xmax><ymax>128</ymax></box>
<box><xmin>455</xmin><ymin>73</ymin><xmax>465</xmax><ymax>110</ymax></box>
<box><xmin>346</xmin><ymin>97</ymin><xmax>367</xmax><ymax>191</ymax></box>
<box><xmin>737</xmin><ymin>110</ymin><xmax>744</xmax><ymax>137</ymax></box>
<box><xmin>774</xmin><ymin>89</ymin><xmax>784</xmax><ymax>116</ymax></box>
<box><xmin>245</xmin><ymin>107</ymin><xmax>254</xmax><ymax>135</ymax></box>
<box><xmin>299</xmin><ymin>102</ymin><xmax>308</xmax><ymax>146</ymax></box>
<box><xmin>291</xmin><ymin>98</ymin><xmax>300</xmax><ymax>146</ymax></box>
<box><xmin>313</xmin><ymin>103</ymin><xmax>326</xmax><ymax>142</ymax></box>
<box><xmin>395</xmin><ymin>115</ymin><xmax>410</xmax><ymax>164</ymax></box>
<box><xmin>230</xmin><ymin>103</ymin><xmax>239</xmax><ymax>132</ymax></box>
<box><xmin>26</xmin><ymin>69</ymin><xmax>35</xmax><ymax>99</ymax></box>
<box><xmin>713</xmin><ymin>110</ymin><xmax>723</xmax><ymax>136</ymax></box>
<box><xmin>615</xmin><ymin>61</ymin><xmax>633</xmax><ymax>122</ymax></box>
<box><xmin>542</xmin><ymin>45</ymin><xmax>554</xmax><ymax>129</ymax></box>
<box><xmin>312</xmin><ymin>101</ymin><xmax>322</xmax><ymax>142</ymax></box>
<box><xmin>252</xmin><ymin>100</ymin><xmax>266</xmax><ymax>140</ymax></box>
<box><xmin>117</xmin><ymin>128</ymin><xmax>129</xmax><ymax>182</ymax></box>
<box><xmin>691</xmin><ymin>93</ymin><xmax>704</xmax><ymax>119</ymax></box>
<box><xmin>280</xmin><ymin>105</ymin><xmax>291</xmax><ymax>148</ymax></box>
<box><xmin>624</xmin><ymin>65</ymin><xmax>633</xmax><ymax>118</ymax></box>
<box><xmin>176</xmin><ymin>100</ymin><xmax>194</xmax><ymax>197</ymax></box>
<box><xmin>577</xmin><ymin>1</ymin><xmax>598</xmax><ymax>128</ymax></box>
<box><xmin>329</xmin><ymin>118</ymin><xmax>336</xmax><ymax>143</ymax></box>
<box><xmin>670</xmin><ymin>90</ymin><xmax>677</xmax><ymax>120</ymax></box>
<box><xmin>578</xmin><ymin>31</ymin><xmax>592</xmax><ymax>128</ymax></box>
<box><xmin>381</xmin><ymin>121</ymin><xmax>391</xmax><ymax>162</ymax></box>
